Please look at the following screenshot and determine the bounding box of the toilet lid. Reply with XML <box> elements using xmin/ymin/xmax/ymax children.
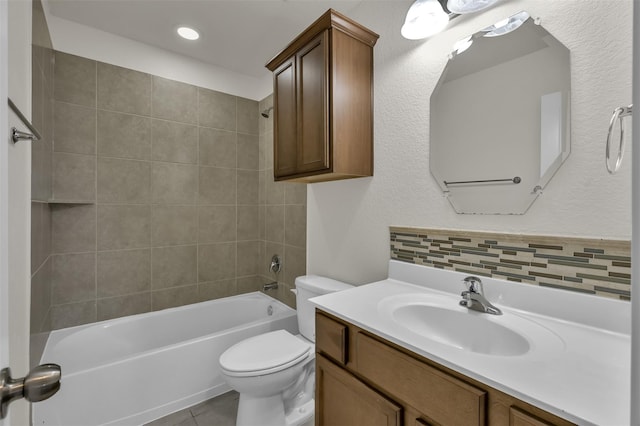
<box><xmin>220</xmin><ymin>330</ymin><xmax>311</xmax><ymax>376</ymax></box>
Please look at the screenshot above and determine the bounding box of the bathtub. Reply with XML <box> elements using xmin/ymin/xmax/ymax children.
<box><xmin>33</xmin><ymin>292</ymin><xmax>298</xmax><ymax>426</ymax></box>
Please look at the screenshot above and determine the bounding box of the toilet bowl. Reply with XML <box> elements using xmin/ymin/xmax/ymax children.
<box><xmin>219</xmin><ymin>275</ymin><xmax>353</xmax><ymax>426</ymax></box>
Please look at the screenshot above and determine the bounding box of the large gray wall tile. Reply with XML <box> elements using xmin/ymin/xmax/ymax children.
<box><xmin>237</xmin><ymin>241</ymin><xmax>260</xmax><ymax>277</ymax></box>
<box><xmin>198</xmin><ymin>280</ymin><xmax>236</xmax><ymax>301</ymax></box>
<box><xmin>151</xmin><ymin>119</ymin><xmax>197</xmax><ymax>164</ymax></box>
<box><xmin>237</xmin><ymin>97</ymin><xmax>258</xmax><ymax>135</ymax></box>
<box><xmin>285</xmin><ymin>204</ymin><xmax>306</xmax><ymax>248</ymax></box>
<box><xmin>284</xmin><ymin>245</ymin><xmax>306</xmax><ymax>288</ymax></box>
<box><xmin>97</xmin><ymin>205</ymin><xmax>150</xmax><ymax>250</ymax></box>
<box><xmin>199</xmin><ymin>127</ymin><xmax>236</xmax><ymax>168</ymax></box>
<box><xmin>52</xmin><ymin>253</ymin><xmax>96</xmax><ymax>304</ymax></box>
<box><xmin>285</xmin><ymin>183</ymin><xmax>307</xmax><ymax>205</ymax></box>
<box><xmin>97</xmin><ymin>62</ymin><xmax>151</xmax><ymax>115</ymax></box>
<box><xmin>198</xmin><ymin>206</ymin><xmax>236</xmax><ymax>243</ymax></box>
<box><xmin>237</xmin><ymin>170</ymin><xmax>259</xmax><ymax>205</ymax></box>
<box><xmin>199</xmin><ymin>167</ymin><xmax>236</xmax><ymax>205</ymax></box>
<box><xmin>54</xmin><ymin>52</ymin><xmax>96</xmax><ymax>107</ymax></box>
<box><xmin>237</xmin><ymin>276</ymin><xmax>262</xmax><ymax>294</ymax></box>
<box><xmin>237</xmin><ymin>205</ymin><xmax>259</xmax><ymax>241</ymax></box>
<box><xmin>237</xmin><ymin>133</ymin><xmax>259</xmax><ymax>170</ymax></box>
<box><xmin>97</xmin><ymin>249</ymin><xmax>151</xmax><ymax>297</ymax></box>
<box><xmin>31</xmin><ymin>258</ymin><xmax>52</xmax><ymax>333</ymax></box>
<box><xmin>265</xmin><ymin>205</ymin><xmax>284</xmax><ymax>244</ymax></box>
<box><xmin>152</xmin><ymin>77</ymin><xmax>197</xmax><ymax>124</ymax></box>
<box><xmin>265</xmin><ymin>170</ymin><xmax>285</xmax><ymax>205</ymax></box>
<box><xmin>151</xmin><ymin>205</ymin><xmax>197</xmax><ymax>246</ymax></box>
<box><xmin>31</xmin><ymin>202</ymin><xmax>47</xmax><ymax>274</ymax></box>
<box><xmin>198</xmin><ymin>243</ymin><xmax>236</xmax><ymax>282</ymax></box>
<box><xmin>152</xmin><ymin>285</ymin><xmax>199</xmax><ymax>311</ymax></box>
<box><xmin>198</xmin><ymin>88</ymin><xmax>236</xmax><ymax>131</ymax></box>
<box><xmin>152</xmin><ymin>162</ymin><xmax>197</xmax><ymax>204</ymax></box>
<box><xmin>97</xmin><ymin>110</ymin><xmax>151</xmax><ymax>160</ymax></box>
<box><xmin>51</xmin><ymin>204</ymin><xmax>96</xmax><ymax>253</ymax></box>
<box><xmin>152</xmin><ymin>245</ymin><xmax>197</xmax><ymax>289</ymax></box>
<box><xmin>97</xmin><ymin>292</ymin><xmax>151</xmax><ymax>321</ymax></box>
<box><xmin>259</xmin><ymin>95</ymin><xmax>273</xmax><ymax>135</ymax></box>
<box><xmin>51</xmin><ymin>300</ymin><xmax>96</xmax><ymax>330</ymax></box>
<box><xmin>52</xmin><ymin>153</ymin><xmax>96</xmax><ymax>201</ymax></box>
<box><xmin>54</xmin><ymin>101</ymin><xmax>96</xmax><ymax>154</ymax></box>
<box><xmin>98</xmin><ymin>157</ymin><xmax>150</xmax><ymax>203</ymax></box>
<box><xmin>31</xmin><ymin>139</ymin><xmax>52</xmax><ymax>202</ymax></box>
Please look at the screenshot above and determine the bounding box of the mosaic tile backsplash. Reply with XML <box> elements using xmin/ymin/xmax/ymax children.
<box><xmin>390</xmin><ymin>227</ymin><xmax>631</xmax><ymax>300</ymax></box>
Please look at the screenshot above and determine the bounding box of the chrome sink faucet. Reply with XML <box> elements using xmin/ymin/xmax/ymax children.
<box><xmin>459</xmin><ymin>276</ymin><xmax>502</xmax><ymax>315</ymax></box>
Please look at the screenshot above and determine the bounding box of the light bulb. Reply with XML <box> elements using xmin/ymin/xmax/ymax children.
<box><xmin>447</xmin><ymin>0</ymin><xmax>499</xmax><ymax>14</ymax></box>
<box><xmin>177</xmin><ymin>26</ymin><xmax>200</xmax><ymax>41</ymax></box>
<box><xmin>401</xmin><ymin>0</ymin><xmax>450</xmax><ymax>40</ymax></box>
<box><xmin>483</xmin><ymin>11</ymin><xmax>530</xmax><ymax>37</ymax></box>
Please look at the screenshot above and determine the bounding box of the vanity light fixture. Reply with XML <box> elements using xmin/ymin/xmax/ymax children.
<box><xmin>401</xmin><ymin>0</ymin><xmax>449</xmax><ymax>40</ymax></box>
<box><xmin>482</xmin><ymin>11</ymin><xmax>530</xmax><ymax>37</ymax></box>
<box><xmin>177</xmin><ymin>26</ymin><xmax>200</xmax><ymax>41</ymax></box>
<box><xmin>447</xmin><ymin>0</ymin><xmax>499</xmax><ymax>14</ymax></box>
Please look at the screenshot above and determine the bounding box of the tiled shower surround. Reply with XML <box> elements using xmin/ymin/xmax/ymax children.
<box><xmin>390</xmin><ymin>227</ymin><xmax>631</xmax><ymax>300</ymax></box>
<box><xmin>42</xmin><ymin>51</ymin><xmax>306</xmax><ymax>330</ymax></box>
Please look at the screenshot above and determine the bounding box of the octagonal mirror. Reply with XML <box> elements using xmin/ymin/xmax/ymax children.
<box><xmin>430</xmin><ymin>12</ymin><xmax>571</xmax><ymax>214</ymax></box>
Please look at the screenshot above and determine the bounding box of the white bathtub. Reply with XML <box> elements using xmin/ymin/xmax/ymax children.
<box><xmin>33</xmin><ymin>292</ymin><xmax>298</xmax><ymax>426</ymax></box>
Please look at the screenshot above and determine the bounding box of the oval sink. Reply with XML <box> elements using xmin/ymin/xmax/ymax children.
<box><xmin>393</xmin><ymin>304</ymin><xmax>529</xmax><ymax>356</ymax></box>
<box><xmin>379</xmin><ymin>293</ymin><xmax>564</xmax><ymax>357</ymax></box>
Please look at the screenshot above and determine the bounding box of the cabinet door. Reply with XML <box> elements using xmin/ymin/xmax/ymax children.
<box><xmin>296</xmin><ymin>31</ymin><xmax>330</xmax><ymax>174</ymax></box>
<box><xmin>510</xmin><ymin>407</ymin><xmax>554</xmax><ymax>426</ymax></box>
<box><xmin>273</xmin><ymin>56</ymin><xmax>298</xmax><ymax>178</ymax></box>
<box><xmin>316</xmin><ymin>354</ymin><xmax>402</xmax><ymax>426</ymax></box>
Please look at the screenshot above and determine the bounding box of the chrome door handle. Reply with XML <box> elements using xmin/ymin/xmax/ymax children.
<box><xmin>0</xmin><ymin>364</ymin><xmax>61</xmax><ymax>419</ymax></box>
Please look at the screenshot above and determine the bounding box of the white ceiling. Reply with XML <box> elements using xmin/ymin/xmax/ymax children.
<box><xmin>45</xmin><ymin>0</ymin><xmax>369</xmax><ymax>79</ymax></box>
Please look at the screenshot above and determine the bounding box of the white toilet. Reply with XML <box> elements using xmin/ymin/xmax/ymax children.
<box><xmin>219</xmin><ymin>275</ymin><xmax>353</xmax><ymax>426</ymax></box>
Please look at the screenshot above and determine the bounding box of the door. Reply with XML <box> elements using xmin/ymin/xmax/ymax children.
<box><xmin>1</xmin><ymin>0</ymin><xmax>33</xmax><ymax>424</ymax></box>
<box><xmin>273</xmin><ymin>56</ymin><xmax>298</xmax><ymax>178</ymax></box>
<box><xmin>0</xmin><ymin>2</ymin><xmax>9</xmax><ymax>425</ymax></box>
<box><xmin>297</xmin><ymin>31</ymin><xmax>329</xmax><ymax>174</ymax></box>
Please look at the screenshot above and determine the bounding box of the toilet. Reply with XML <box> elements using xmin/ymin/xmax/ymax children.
<box><xmin>219</xmin><ymin>275</ymin><xmax>353</xmax><ymax>426</ymax></box>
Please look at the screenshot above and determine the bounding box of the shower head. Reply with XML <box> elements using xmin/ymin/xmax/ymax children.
<box><xmin>261</xmin><ymin>106</ymin><xmax>274</xmax><ymax>118</ymax></box>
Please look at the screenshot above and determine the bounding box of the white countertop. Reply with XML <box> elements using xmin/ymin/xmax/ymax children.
<box><xmin>311</xmin><ymin>261</ymin><xmax>630</xmax><ymax>426</ymax></box>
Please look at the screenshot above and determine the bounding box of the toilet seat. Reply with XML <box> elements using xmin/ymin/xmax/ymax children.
<box><xmin>220</xmin><ymin>330</ymin><xmax>311</xmax><ymax>377</ymax></box>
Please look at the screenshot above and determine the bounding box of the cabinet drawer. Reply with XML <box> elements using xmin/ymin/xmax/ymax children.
<box><xmin>316</xmin><ymin>313</ymin><xmax>348</xmax><ymax>365</ymax></box>
<box><xmin>356</xmin><ymin>332</ymin><xmax>486</xmax><ymax>426</ymax></box>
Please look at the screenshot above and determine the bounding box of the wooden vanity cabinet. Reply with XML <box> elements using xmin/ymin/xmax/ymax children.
<box><xmin>315</xmin><ymin>311</ymin><xmax>576</xmax><ymax>426</ymax></box>
<box><xmin>266</xmin><ymin>9</ymin><xmax>378</xmax><ymax>183</ymax></box>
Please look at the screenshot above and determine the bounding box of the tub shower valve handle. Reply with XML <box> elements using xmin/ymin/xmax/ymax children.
<box><xmin>270</xmin><ymin>255</ymin><xmax>281</xmax><ymax>274</ymax></box>
<box><xmin>0</xmin><ymin>363</ymin><xmax>61</xmax><ymax>418</ymax></box>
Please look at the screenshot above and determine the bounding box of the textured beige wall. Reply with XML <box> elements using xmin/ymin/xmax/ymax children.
<box><xmin>308</xmin><ymin>0</ymin><xmax>633</xmax><ymax>285</ymax></box>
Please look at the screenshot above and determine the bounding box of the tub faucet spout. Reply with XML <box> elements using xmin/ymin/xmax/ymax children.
<box><xmin>459</xmin><ymin>276</ymin><xmax>502</xmax><ymax>315</ymax></box>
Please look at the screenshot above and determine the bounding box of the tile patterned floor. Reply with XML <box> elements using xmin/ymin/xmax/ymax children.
<box><xmin>144</xmin><ymin>391</ymin><xmax>239</xmax><ymax>426</ymax></box>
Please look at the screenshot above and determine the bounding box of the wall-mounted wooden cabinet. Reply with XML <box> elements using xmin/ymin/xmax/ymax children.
<box><xmin>266</xmin><ymin>9</ymin><xmax>378</xmax><ymax>183</ymax></box>
<box><xmin>315</xmin><ymin>311</ymin><xmax>576</xmax><ymax>426</ymax></box>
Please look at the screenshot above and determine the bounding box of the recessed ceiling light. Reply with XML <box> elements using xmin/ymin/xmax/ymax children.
<box><xmin>177</xmin><ymin>26</ymin><xmax>200</xmax><ymax>41</ymax></box>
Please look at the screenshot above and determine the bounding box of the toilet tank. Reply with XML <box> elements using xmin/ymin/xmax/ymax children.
<box><xmin>295</xmin><ymin>275</ymin><xmax>353</xmax><ymax>342</ymax></box>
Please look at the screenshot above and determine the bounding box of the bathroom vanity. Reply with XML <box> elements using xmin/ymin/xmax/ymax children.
<box><xmin>311</xmin><ymin>261</ymin><xmax>630</xmax><ymax>425</ymax></box>
<box><xmin>315</xmin><ymin>311</ymin><xmax>573</xmax><ymax>426</ymax></box>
